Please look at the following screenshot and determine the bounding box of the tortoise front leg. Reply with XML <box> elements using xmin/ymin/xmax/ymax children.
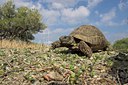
<box><xmin>78</xmin><ymin>41</ymin><xmax>92</xmax><ymax>57</ymax></box>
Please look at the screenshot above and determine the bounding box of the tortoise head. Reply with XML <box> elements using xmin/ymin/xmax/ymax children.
<box><xmin>59</xmin><ymin>36</ymin><xmax>75</xmax><ymax>47</ymax></box>
<box><xmin>51</xmin><ymin>40</ymin><xmax>61</xmax><ymax>49</ymax></box>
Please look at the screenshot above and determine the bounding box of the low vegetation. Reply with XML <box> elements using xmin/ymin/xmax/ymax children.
<box><xmin>1</xmin><ymin>39</ymin><xmax>128</xmax><ymax>85</ymax></box>
<box><xmin>113</xmin><ymin>38</ymin><xmax>128</xmax><ymax>52</ymax></box>
<box><xmin>0</xmin><ymin>39</ymin><xmax>46</xmax><ymax>49</ymax></box>
<box><xmin>1</xmin><ymin>40</ymin><xmax>127</xmax><ymax>84</ymax></box>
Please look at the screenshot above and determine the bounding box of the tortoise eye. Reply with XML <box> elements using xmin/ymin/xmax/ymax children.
<box><xmin>64</xmin><ymin>36</ymin><xmax>67</xmax><ymax>38</ymax></box>
<box><xmin>64</xmin><ymin>36</ymin><xmax>68</xmax><ymax>39</ymax></box>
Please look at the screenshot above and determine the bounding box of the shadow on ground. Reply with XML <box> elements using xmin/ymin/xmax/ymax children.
<box><xmin>108</xmin><ymin>52</ymin><xmax>128</xmax><ymax>85</ymax></box>
<box><xmin>53</xmin><ymin>47</ymin><xmax>85</xmax><ymax>56</ymax></box>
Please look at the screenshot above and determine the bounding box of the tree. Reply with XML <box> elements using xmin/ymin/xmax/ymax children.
<box><xmin>0</xmin><ymin>1</ymin><xmax>46</xmax><ymax>41</ymax></box>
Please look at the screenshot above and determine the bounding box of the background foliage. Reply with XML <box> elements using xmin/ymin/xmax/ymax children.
<box><xmin>113</xmin><ymin>38</ymin><xmax>128</xmax><ymax>52</ymax></box>
<box><xmin>0</xmin><ymin>1</ymin><xmax>46</xmax><ymax>41</ymax></box>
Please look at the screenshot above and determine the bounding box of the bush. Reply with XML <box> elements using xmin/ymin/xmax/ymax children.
<box><xmin>113</xmin><ymin>38</ymin><xmax>128</xmax><ymax>52</ymax></box>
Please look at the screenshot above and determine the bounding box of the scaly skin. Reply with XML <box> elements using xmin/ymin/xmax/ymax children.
<box><xmin>79</xmin><ymin>41</ymin><xmax>92</xmax><ymax>57</ymax></box>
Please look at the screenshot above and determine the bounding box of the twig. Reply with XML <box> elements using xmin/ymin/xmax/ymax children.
<box><xmin>117</xmin><ymin>70</ymin><xmax>122</xmax><ymax>85</ymax></box>
<box><xmin>0</xmin><ymin>58</ymin><xmax>13</xmax><ymax>68</ymax></box>
<box><xmin>0</xmin><ymin>68</ymin><xmax>24</xmax><ymax>78</ymax></box>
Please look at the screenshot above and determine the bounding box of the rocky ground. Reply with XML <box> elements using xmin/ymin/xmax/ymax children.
<box><xmin>0</xmin><ymin>47</ymin><xmax>128</xmax><ymax>85</ymax></box>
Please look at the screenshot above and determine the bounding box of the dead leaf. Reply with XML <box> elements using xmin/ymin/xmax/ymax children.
<box><xmin>43</xmin><ymin>71</ymin><xmax>63</xmax><ymax>81</ymax></box>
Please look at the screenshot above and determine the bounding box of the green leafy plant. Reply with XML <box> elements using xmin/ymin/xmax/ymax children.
<box><xmin>90</xmin><ymin>70</ymin><xmax>96</xmax><ymax>78</ymax></box>
<box><xmin>0</xmin><ymin>50</ymin><xmax>5</xmax><ymax>56</ymax></box>
<box><xmin>113</xmin><ymin>38</ymin><xmax>128</xmax><ymax>52</ymax></box>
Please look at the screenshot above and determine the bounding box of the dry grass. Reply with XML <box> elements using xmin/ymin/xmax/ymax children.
<box><xmin>0</xmin><ymin>39</ymin><xmax>47</xmax><ymax>49</ymax></box>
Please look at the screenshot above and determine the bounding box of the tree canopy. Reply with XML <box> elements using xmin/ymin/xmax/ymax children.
<box><xmin>0</xmin><ymin>1</ymin><xmax>46</xmax><ymax>41</ymax></box>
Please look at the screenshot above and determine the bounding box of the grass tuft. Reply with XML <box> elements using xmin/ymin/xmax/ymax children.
<box><xmin>0</xmin><ymin>39</ymin><xmax>47</xmax><ymax>49</ymax></box>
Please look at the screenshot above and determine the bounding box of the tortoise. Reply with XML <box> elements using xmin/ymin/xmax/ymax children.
<box><xmin>52</xmin><ymin>25</ymin><xmax>109</xmax><ymax>57</ymax></box>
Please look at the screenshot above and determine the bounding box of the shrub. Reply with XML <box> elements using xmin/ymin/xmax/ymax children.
<box><xmin>113</xmin><ymin>38</ymin><xmax>128</xmax><ymax>52</ymax></box>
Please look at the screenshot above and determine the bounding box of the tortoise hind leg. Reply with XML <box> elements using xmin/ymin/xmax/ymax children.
<box><xmin>78</xmin><ymin>41</ymin><xmax>92</xmax><ymax>57</ymax></box>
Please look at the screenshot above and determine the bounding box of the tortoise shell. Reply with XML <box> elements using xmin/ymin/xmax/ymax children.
<box><xmin>70</xmin><ymin>25</ymin><xmax>108</xmax><ymax>50</ymax></box>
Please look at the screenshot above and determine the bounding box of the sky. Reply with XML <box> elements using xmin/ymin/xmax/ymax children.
<box><xmin>0</xmin><ymin>0</ymin><xmax>128</xmax><ymax>44</ymax></box>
